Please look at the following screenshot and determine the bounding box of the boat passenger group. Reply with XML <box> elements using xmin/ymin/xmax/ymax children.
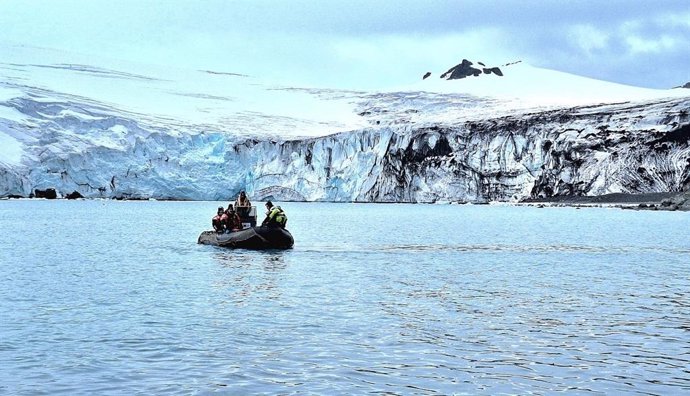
<box><xmin>211</xmin><ymin>191</ymin><xmax>288</xmax><ymax>233</ymax></box>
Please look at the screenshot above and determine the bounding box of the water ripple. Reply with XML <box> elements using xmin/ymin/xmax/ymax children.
<box><xmin>299</xmin><ymin>243</ymin><xmax>690</xmax><ymax>255</ymax></box>
<box><xmin>1</xmin><ymin>201</ymin><xmax>689</xmax><ymax>394</ymax></box>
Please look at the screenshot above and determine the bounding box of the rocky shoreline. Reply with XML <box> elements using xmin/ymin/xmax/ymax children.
<box><xmin>520</xmin><ymin>191</ymin><xmax>690</xmax><ymax>211</ymax></box>
<box><xmin>4</xmin><ymin>190</ymin><xmax>690</xmax><ymax>212</ymax></box>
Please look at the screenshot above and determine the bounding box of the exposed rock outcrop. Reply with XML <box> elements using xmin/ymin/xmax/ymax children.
<box><xmin>483</xmin><ymin>67</ymin><xmax>503</xmax><ymax>76</ymax></box>
<box><xmin>33</xmin><ymin>188</ymin><xmax>58</xmax><ymax>199</ymax></box>
<box><xmin>640</xmin><ymin>190</ymin><xmax>690</xmax><ymax>211</ymax></box>
<box><xmin>65</xmin><ymin>191</ymin><xmax>84</xmax><ymax>199</ymax></box>
<box><xmin>440</xmin><ymin>59</ymin><xmax>503</xmax><ymax>80</ymax></box>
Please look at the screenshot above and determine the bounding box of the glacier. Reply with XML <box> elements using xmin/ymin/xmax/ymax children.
<box><xmin>1</xmin><ymin>50</ymin><xmax>689</xmax><ymax>202</ymax></box>
<box><xmin>1</xmin><ymin>87</ymin><xmax>688</xmax><ymax>202</ymax></box>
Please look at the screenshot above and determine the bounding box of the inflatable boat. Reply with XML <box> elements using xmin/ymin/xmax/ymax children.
<box><xmin>198</xmin><ymin>226</ymin><xmax>294</xmax><ymax>250</ymax></box>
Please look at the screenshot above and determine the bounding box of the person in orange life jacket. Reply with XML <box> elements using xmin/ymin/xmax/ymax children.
<box><xmin>224</xmin><ymin>204</ymin><xmax>243</xmax><ymax>232</ymax></box>
<box><xmin>261</xmin><ymin>201</ymin><xmax>287</xmax><ymax>228</ymax></box>
<box><xmin>234</xmin><ymin>191</ymin><xmax>251</xmax><ymax>217</ymax></box>
<box><xmin>212</xmin><ymin>206</ymin><xmax>228</xmax><ymax>233</ymax></box>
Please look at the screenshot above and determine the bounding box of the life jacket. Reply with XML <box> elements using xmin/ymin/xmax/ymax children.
<box><xmin>225</xmin><ymin>211</ymin><xmax>241</xmax><ymax>229</ymax></box>
<box><xmin>268</xmin><ymin>206</ymin><xmax>287</xmax><ymax>226</ymax></box>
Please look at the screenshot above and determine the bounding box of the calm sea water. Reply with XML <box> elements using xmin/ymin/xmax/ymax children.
<box><xmin>1</xmin><ymin>200</ymin><xmax>689</xmax><ymax>395</ymax></box>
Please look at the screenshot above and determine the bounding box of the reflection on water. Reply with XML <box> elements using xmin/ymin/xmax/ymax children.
<box><xmin>211</xmin><ymin>251</ymin><xmax>288</xmax><ymax>303</ymax></box>
<box><xmin>0</xmin><ymin>200</ymin><xmax>688</xmax><ymax>394</ymax></box>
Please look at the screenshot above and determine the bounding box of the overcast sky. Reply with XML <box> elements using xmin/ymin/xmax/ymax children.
<box><xmin>1</xmin><ymin>0</ymin><xmax>688</xmax><ymax>89</ymax></box>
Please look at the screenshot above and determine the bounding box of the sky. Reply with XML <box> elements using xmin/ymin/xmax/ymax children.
<box><xmin>1</xmin><ymin>0</ymin><xmax>689</xmax><ymax>90</ymax></box>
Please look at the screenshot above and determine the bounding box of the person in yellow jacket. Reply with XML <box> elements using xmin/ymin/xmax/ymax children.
<box><xmin>261</xmin><ymin>201</ymin><xmax>287</xmax><ymax>228</ymax></box>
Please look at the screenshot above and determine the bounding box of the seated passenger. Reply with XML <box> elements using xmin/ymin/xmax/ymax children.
<box><xmin>212</xmin><ymin>206</ymin><xmax>227</xmax><ymax>233</ymax></box>
<box><xmin>224</xmin><ymin>204</ymin><xmax>243</xmax><ymax>232</ymax></box>
<box><xmin>261</xmin><ymin>201</ymin><xmax>287</xmax><ymax>228</ymax></box>
<box><xmin>234</xmin><ymin>191</ymin><xmax>251</xmax><ymax>217</ymax></box>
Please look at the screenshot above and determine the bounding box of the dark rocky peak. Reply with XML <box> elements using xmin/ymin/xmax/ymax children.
<box><xmin>681</xmin><ymin>82</ymin><xmax>690</xmax><ymax>89</ymax></box>
<box><xmin>439</xmin><ymin>59</ymin><xmax>508</xmax><ymax>80</ymax></box>
<box><xmin>422</xmin><ymin>72</ymin><xmax>431</xmax><ymax>80</ymax></box>
<box><xmin>440</xmin><ymin>59</ymin><xmax>481</xmax><ymax>80</ymax></box>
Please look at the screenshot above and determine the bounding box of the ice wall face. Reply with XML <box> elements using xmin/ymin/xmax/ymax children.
<box><xmin>0</xmin><ymin>94</ymin><xmax>251</xmax><ymax>200</ymax></box>
<box><xmin>243</xmin><ymin>98</ymin><xmax>690</xmax><ymax>202</ymax></box>
<box><xmin>1</xmin><ymin>92</ymin><xmax>689</xmax><ymax>202</ymax></box>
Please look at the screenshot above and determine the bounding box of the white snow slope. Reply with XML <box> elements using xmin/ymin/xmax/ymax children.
<box><xmin>1</xmin><ymin>46</ymin><xmax>689</xmax><ymax>201</ymax></box>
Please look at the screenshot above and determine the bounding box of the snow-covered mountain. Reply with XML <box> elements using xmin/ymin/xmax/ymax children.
<box><xmin>1</xmin><ymin>45</ymin><xmax>689</xmax><ymax>201</ymax></box>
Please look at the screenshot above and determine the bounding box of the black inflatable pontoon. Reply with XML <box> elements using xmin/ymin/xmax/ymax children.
<box><xmin>198</xmin><ymin>226</ymin><xmax>294</xmax><ymax>250</ymax></box>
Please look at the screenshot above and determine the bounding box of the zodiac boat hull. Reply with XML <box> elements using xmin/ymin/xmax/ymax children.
<box><xmin>198</xmin><ymin>226</ymin><xmax>294</xmax><ymax>250</ymax></box>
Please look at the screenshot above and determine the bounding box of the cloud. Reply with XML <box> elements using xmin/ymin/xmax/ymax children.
<box><xmin>324</xmin><ymin>29</ymin><xmax>512</xmax><ymax>88</ymax></box>
<box><xmin>624</xmin><ymin>35</ymin><xmax>683</xmax><ymax>55</ymax></box>
<box><xmin>331</xmin><ymin>29</ymin><xmax>509</xmax><ymax>68</ymax></box>
<box><xmin>654</xmin><ymin>11</ymin><xmax>690</xmax><ymax>29</ymax></box>
<box><xmin>0</xmin><ymin>0</ymin><xmax>688</xmax><ymax>88</ymax></box>
<box><xmin>491</xmin><ymin>6</ymin><xmax>690</xmax><ymax>88</ymax></box>
<box><xmin>567</xmin><ymin>24</ymin><xmax>610</xmax><ymax>56</ymax></box>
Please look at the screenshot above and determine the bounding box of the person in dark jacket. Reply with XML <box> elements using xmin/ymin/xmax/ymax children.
<box><xmin>234</xmin><ymin>191</ymin><xmax>251</xmax><ymax>217</ymax></box>
<box><xmin>224</xmin><ymin>204</ymin><xmax>243</xmax><ymax>232</ymax></box>
<box><xmin>212</xmin><ymin>206</ymin><xmax>228</xmax><ymax>232</ymax></box>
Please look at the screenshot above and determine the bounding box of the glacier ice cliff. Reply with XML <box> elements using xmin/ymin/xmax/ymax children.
<box><xmin>240</xmin><ymin>97</ymin><xmax>690</xmax><ymax>202</ymax></box>
<box><xmin>1</xmin><ymin>88</ymin><xmax>689</xmax><ymax>202</ymax></box>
